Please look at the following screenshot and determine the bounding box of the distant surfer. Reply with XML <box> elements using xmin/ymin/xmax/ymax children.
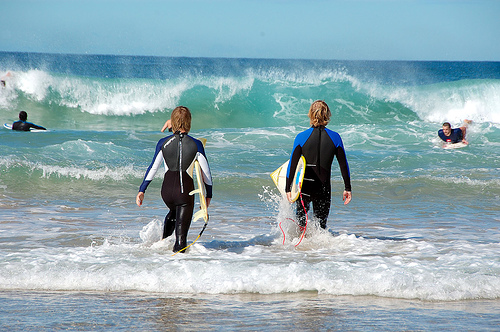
<box><xmin>136</xmin><ymin>106</ymin><xmax>213</xmax><ymax>253</ymax></box>
<box><xmin>438</xmin><ymin>120</ymin><xmax>472</xmax><ymax>145</ymax></box>
<box><xmin>286</xmin><ymin>100</ymin><xmax>352</xmax><ymax>229</ymax></box>
<box><xmin>12</xmin><ymin>111</ymin><xmax>46</xmax><ymax>131</ymax></box>
<box><xmin>1</xmin><ymin>71</ymin><xmax>12</xmax><ymax>88</ymax></box>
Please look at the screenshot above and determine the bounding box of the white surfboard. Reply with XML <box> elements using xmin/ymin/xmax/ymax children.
<box><xmin>443</xmin><ymin>142</ymin><xmax>468</xmax><ymax>149</ymax></box>
<box><xmin>270</xmin><ymin>156</ymin><xmax>306</xmax><ymax>203</ymax></box>
<box><xmin>189</xmin><ymin>160</ymin><xmax>209</xmax><ymax>222</ymax></box>
<box><xmin>188</xmin><ymin>137</ymin><xmax>208</xmax><ymax>222</ymax></box>
<box><xmin>4</xmin><ymin>123</ymin><xmax>47</xmax><ymax>132</ymax></box>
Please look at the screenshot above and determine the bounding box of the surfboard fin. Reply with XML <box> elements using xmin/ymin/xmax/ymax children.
<box><xmin>189</xmin><ymin>189</ymin><xmax>202</xmax><ymax>195</ymax></box>
<box><xmin>192</xmin><ymin>209</ymin><xmax>208</xmax><ymax>222</ymax></box>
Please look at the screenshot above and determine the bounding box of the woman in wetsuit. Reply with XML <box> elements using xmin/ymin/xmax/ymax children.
<box><xmin>136</xmin><ymin>106</ymin><xmax>213</xmax><ymax>253</ymax></box>
<box><xmin>285</xmin><ymin>100</ymin><xmax>352</xmax><ymax>229</ymax></box>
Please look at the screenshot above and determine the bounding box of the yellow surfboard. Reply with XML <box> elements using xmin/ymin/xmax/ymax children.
<box><xmin>270</xmin><ymin>156</ymin><xmax>306</xmax><ymax>203</ymax></box>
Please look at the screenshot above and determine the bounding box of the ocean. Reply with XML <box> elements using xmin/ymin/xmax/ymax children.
<box><xmin>1</xmin><ymin>52</ymin><xmax>499</xmax><ymax>331</ymax></box>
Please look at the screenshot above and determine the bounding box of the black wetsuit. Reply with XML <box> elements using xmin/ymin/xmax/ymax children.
<box><xmin>12</xmin><ymin>120</ymin><xmax>46</xmax><ymax>131</ymax></box>
<box><xmin>139</xmin><ymin>132</ymin><xmax>212</xmax><ymax>252</ymax></box>
<box><xmin>286</xmin><ymin>126</ymin><xmax>351</xmax><ymax>229</ymax></box>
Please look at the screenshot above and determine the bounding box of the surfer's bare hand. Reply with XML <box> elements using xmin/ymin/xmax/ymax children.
<box><xmin>161</xmin><ymin>119</ymin><xmax>172</xmax><ymax>132</ymax></box>
<box><xmin>343</xmin><ymin>191</ymin><xmax>352</xmax><ymax>205</ymax></box>
<box><xmin>136</xmin><ymin>192</ymin><xmax>144</xmax><ymax>206</ymax></box>
<box><xmin>286</xmin><ymin>192</ymin><xmax>293</xmax><ymax>203</ymax></box>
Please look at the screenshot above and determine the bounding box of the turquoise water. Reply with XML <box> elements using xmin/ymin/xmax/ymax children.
<box><xmin>1</xmin><ymin>52</ymin><xmax>499</xmax><ymax>330</ymax></box>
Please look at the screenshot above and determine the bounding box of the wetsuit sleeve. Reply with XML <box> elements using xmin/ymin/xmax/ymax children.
<box><xmin>29</xmin><ymin>122</ymin><xmax>46</xmax><ymax>130</ymax></box>
<box><xmin>336</xmin><ymin>145</ymin><xmax>351</xmax><ymax>192</ymax></box>
<box><xmin>326</xmin><ymin>130</ymin><xmax>351</xmax><ymax>192</ymax></box>
<box><xmin>195</xmin><ymin>139</ymin><xmax>213</xmax><ymax>198</ymax></box>
<box><xmin>285</xmin><ymin>137</ymin><xmax>303</xmax><ymax>193</ymax></box>
<box><xmin>138</xmin><ymin>139</ymin><xmax>167</xmax><ymax>193</ymax></box>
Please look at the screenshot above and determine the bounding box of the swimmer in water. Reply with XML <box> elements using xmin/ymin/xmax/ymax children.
<box><xmin>12</xmin><ymin>111</ymin><xmax>46</xmax><ymax>131</ymax></box>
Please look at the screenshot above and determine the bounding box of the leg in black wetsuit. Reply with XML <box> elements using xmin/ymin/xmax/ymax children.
<box><xmin>163</xmin><ymin>203</ymin><xmax>194</xmax><ymax>251</ymax></box>
<box><xmin>162</xmin><ymin>211</ymin><xmax>176</xmax><ymax>239</ymax></box>
<box><xmin>296</xmin><ymin>180</ymin><xmax>331</xmax><ymax>229</ymax></box>
<box><xmin>172</xmin><ymin>203</ymin><xmax>194</xmax><ymax>252</ymax></box>
<box><xmin>161</xmin><ymin>171</ymin><xmax>195</xmax><ymax>252</ymax></box>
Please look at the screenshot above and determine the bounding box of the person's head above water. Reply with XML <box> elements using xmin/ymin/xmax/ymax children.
<box><xmin>170</xmin><ymin>106</ymin><xmax>192</xmax><ymax>133</ymax></box>
<box><xmin>442</xmin><ymin>122</ymin><xmax>452</xmax><ymax>136</ymax></box>
<box><xmin>18</xmin><ymin>111</ymin><xmax>28</xmax><ymax>121</ymax></box>
<box><xmin>308</xmin><ymin>100</ymin><xmax>331</xmax><ymax>127</ymax></box>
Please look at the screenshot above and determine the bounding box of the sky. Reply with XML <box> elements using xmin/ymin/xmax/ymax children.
<box><xmin>1</xmin><ymin>0</ymin><xmax>499</xmax><ymax>61</ymax></box>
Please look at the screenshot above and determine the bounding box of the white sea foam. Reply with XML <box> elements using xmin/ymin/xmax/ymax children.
<box><xmin>362</xmin><ymin>79</ymin><xmax>500</xmax><ymax>125</ymax></box>
<box><xmin>16</xmin><ymin>69</ymin><xmax>54</xmax><ymax>102</ymax></box>
<box><xmin>0</xmin><ymin>157</ymin><xmax>141</xmax><ymax>181</ymax></box>
<box><xmin>38</xmin><ymin>164</ymin><xmax>140</xmax><ymax>181</ymax></box>
<box><xmin>58</xmin><ymin>78</ymin><xmax>187</xmax><ymax>115</ymax></box>
<box><xmin>1</xmin><ymin>226</ymin><xmax>499</xmax><ymax>301</ymax></box>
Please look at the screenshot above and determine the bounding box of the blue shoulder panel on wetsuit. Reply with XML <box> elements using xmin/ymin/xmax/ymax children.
<box><xmin>286</xmin><ymin>126</ymin><xmax>351</xmax><ymax>192</ymax></box>
<box><xmin>138</xmin><ymin>135</ymin><xmax>172</xmax><ymax>193</ymax></box>
<box><xmin>294</xmin><ymin>127</ymin><xmax>314</xmax><ymax>147</ymax></box>
<box><xmin>286</xmin><ymin>128</ymin><xmax>313</xmax><ymax>178</ymax></box>
<box><xmin>193</xmin><ymin>136</ymin><xmax>205</xmax><ymax>154</ymax></box>
<box><xmin>325</xmin><ymin>127</ymin><xmax>344</xmax><ymax>149</ymax></box>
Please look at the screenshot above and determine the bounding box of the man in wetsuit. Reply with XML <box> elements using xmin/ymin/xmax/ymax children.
<box><xmin>438</xmin><ymin>120</ymin><xmax>471</xmax><ymax>144</ymax></box>
<box><xmin>286</xmin><ymin>100</ymin><xmax>351</xmax><ymax>229</ymax></box>
<box><xmin>136</xmin><ymin>106</ymin><xmax>213</xmax><ymax>253</ymax></box>
<box><xmin>12</xmin><ymin>111</ymin><xmax>46</xmax><ymax>131</ymax></box>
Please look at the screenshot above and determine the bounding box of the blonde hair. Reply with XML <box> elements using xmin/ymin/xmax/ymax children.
<box><xmin>171</xmin><ymin>106</ymin><xmax>192</xmax><ymax>133</ymax></box>
<box><xmin>308</xmin><ymin>100</ymin><xmax>331</xmax><ymax>127</ymax></box>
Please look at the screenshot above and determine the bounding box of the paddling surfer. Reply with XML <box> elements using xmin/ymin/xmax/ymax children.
<box><xmin>1</xmin><ymin>71</ymin><xmax>12</xmax><ymax>88</ymax></box>
<box><xmin>438</xmin><ymin>120</ymin><xmax>472</xmax><ymax>145</ymax></box>
<box><xmin>12</xmin><ymin>111</ymin><xmax>46</xmax><ymax>131</ymax></box>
